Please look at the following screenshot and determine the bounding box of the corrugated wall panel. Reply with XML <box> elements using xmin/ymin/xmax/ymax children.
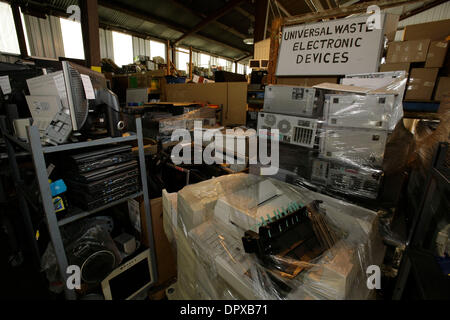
<box><xmin>99</xmin><ymin>28</ymin><xmax>114</xmax><ymax>60</ymax></box>
<box><xmin>398</xmin><ymin>2</ymin><xmax>450</xmax><ymax>27</ymax></box>
<box><xmin>23</xmin><ymin>14</ymin><xmax>64</xmax><ymax>59</ymax></box>
<box><xmin>49</xmin><ymin>15</ymin><xmax>65</xmax><ymax>58</ymax></box>
<box><xmin>192</xmin><ymin>51</ymin><xmax>199</xmax><ymax>66</ymax></box>
<box><xmin>132</xmin><ymin>36</ymin><xmax>151</xmax><ymax>58</ymax></box>
<box><xmin>40</xmin><ymin>17</ymin><xmax>54</xmax><ymax>57</ymax></box>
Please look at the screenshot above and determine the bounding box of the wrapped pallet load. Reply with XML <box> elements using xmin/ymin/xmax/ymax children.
<box><xmin>163</xmin><ymin>174</ymin><xmax>385</xmax><ymax>300</ymax></box>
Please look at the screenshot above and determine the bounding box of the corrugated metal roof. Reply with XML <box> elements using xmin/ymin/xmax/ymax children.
<box><xmin>99</xmin><ymin>7</ymin><xmax>145</xmax><ymax>31</ymax></box>
<box><xmin>95</xmin><ymin>0</ymin><xmax>254</xmax><ymax>59</ymax></box>
<box><xmin>48</xmin><ymin>0</ymin><xmax>78</xmax><ymax>9</ymax></box>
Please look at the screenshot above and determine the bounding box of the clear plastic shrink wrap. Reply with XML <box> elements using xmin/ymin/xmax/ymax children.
<box><xmin>164</xmin><ymin>174</ymin><xmax>385</xmax><ymax>300</ymax></box>
<box><xmin>319</xmin><ymin>89</ymin><xmax>403</xmax><ymax>169</ymax></box>
<box><xmin>341</xmin><ymin>71</ymin><xmax>407</xmax><ymax>132</ymax></box>
<box><xmin>254</xmin><ymin>74</ymin><xmax>408</xmax><ymax>201</ymax></box>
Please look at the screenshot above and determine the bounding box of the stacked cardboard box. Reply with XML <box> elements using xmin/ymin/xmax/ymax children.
<box><xmin>380</xmin><ymin>19</ymin><xmax>450</xmax><ymax>102</ymax></box>
<box><xmin>385</xmin><ymin>39</ymin><xmax>430</xmax><ymax>63</ymax></box>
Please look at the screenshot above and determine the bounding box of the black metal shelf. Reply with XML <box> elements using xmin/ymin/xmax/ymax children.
<box><xmin>42</xmin><ymin>135</ymin><xmax>138</xmax><ymax>154</ymax></box>
<box><xmin>3</xmin><ymin>132</ymin><xmax>139</xmax><ymax>154</ymax></box>
<box><xmin>57</xmin><ymin>191</ymin><xmax>143</xmax><ymax>227</ymax></box>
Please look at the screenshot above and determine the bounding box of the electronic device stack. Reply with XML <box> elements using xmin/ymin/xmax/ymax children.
<box><xmin>63</xmin><ymin>145</ymin><xmax>141</xmax><ymax>211</ymax></box>
<box><xmin>252</xmin><ymin>71</ymin><xmax>407</xmax><ymax>203</ymax></box>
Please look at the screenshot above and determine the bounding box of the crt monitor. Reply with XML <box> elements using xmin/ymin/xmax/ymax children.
<box><xmin>62</xmin><ymin>61</ymin><xmax>111</xmax><ymax>132</ymax></box>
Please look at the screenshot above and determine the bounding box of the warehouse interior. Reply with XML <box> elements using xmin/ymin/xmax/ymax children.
<box><xmin>0</xmin><ymin>0</ymin><xmax>449</xmax><ymax>301</ymax></box>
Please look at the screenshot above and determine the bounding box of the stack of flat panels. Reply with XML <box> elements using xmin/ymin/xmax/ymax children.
<box><xmin>64</xmin><ymin>145</ymin><xmax>140</xmax><ymax>210</ymax></box>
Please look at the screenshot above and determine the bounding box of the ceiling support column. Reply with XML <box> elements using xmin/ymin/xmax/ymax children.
<box><xmin>80</xmin><ymin>0</ymin><xmax>101</xmax><ymax>67</ymax></box>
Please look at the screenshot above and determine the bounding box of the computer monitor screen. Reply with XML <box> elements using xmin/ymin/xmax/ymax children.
<box><xmin>101</xmin><ymin>249</ymin><xmax>154</xmax><ymax>300</ymax></box>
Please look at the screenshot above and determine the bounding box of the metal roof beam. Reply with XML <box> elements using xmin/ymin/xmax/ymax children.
<box><xmin>174</xmin><ymin>0</ymin><xmax>246</xmax><ymax>45</ymax></box>
<box><xmin>98</xmin><ymin>0</ymin><xmax>187</xmax><ymax>33</ymax></box>
<box><xmin>234</xmin><ymin>6</ymin><xmax>255</xmax><ymax>21</ymax></box>
<box><xmin>284</xmin><ymin>0</ymin><xmax>427</xmax><ymax>25</ymax></box>
<box><xmin>169</xmin><ymin>0</ymin><xmax>247</xmax><ymax>38</ymax></box>
<box><xmin>310</xmin><ymin>0</ymin><xmax>326</xmax><ymax>12</ymax></box>
<box><xmin>234</xmin><ymin>54</ymin><xmax>252</xmax><ymax>63</ymax></box>
<box><xmin>274</xmin><ymin>0</ymin><xmax>292</xmax><ymax>17</ymax></box>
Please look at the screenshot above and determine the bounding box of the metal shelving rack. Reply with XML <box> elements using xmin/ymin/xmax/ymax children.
<box><xmin>0</xmin><ymin>117</ymin><xmax>158</xmax><ymax>300</ymax></box>
<box><xmin>393</xmin><ymin>142</ymin><xmax>450</xmax><ymax>299</ymax></box>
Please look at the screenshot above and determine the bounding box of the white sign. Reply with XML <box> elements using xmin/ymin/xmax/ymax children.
<box><xmin>0</xmin><ymin>76</ymin><xmax>12</xmax><ymax>95</ymax></box>
<box><xmin>276</xmin><ymin>14</ymin><xmax>385</xmax><ymax>76</ymax></box>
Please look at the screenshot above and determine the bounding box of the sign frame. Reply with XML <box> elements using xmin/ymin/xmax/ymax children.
<box><xmin>276</xmin><ymin>14</ymin><xmax>387</xmax><ymax>76</ymax></box>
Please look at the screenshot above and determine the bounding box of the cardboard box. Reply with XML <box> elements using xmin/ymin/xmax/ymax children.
<box><xmin>405</xmin><ymin>68</ymin><xmax>439</xmax><ymax>101</ymax></box>
<box><xmin>386</xmin><ymin>40</ymin><xmax>430</xmax><ymax>63</ymax></box>
<box><xmin>254</xmin><ymin>39</ymin><xmax>271</xmax><ymax>61</ymax></box>
<box><xmin>165</xmin><ymin>82</ymin><xmax>247</xmax><ymax>126</ymax></box>
<box><xmin>379</xmin><ymin>63</ymin><xmax>411</xmax><ymax>73</ymax></box>
<box><xmin>384</xmin><ymin>14</ymin><xmax>400</xmax><ymax>42</ymax></box>
<box><xmin>434</xmin><ymin>77</ymin><xmax>450</xmax><ymax>101</ymax></box>
<box><xmin>403</xmin><ymin>19</ymin><xmax>450</xmax><ymax>41</ymax></box>
<box><xmin>425</xmin><ymin>41</ymin><xmax>449</xmax><ymax>68</ymax></box>
<box><xmin>139</xmin><ymin>197</ymin><xmax>177</xmax><ymax>286</ymax></box>
<box><xmin>276</xmin><ymin>77</ymin><xmax>339</xmax><ymax>87</ymax></box>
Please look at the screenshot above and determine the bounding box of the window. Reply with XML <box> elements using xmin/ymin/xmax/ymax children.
<box><xmin>112</xmin><ymin>31</ymin><xmax>133</xmax><ymax>67</ymax></box>
<box><xmin>176</xmin><ymin>47</ymin><xmax>190</xmax><ymax>72</ymax></box>
<box><xmin>192</xmin><ymin>51</ymin><xmax>199</xmax><ymax>67</ymax></box>
<box><xmin>0</xmin><ymin>2</ymin><xmax>20</xmax><ymax>54</ymax></box>
<box><xmin>199</xmin><ymin>53</ymin><xmax>210</xmax><ymax>68</ymax></box>
<box><xmin>245</xmin><ymin>65</ymin><xmax>251</xmax><ymax>75</ymax></box>
<box><xmin>150</xmin><ymin>40</ymin><xmax>165</xmax><ymax>62</ymax></box>
<box><xmin>60</xmin><ymin>17</ymin><xmax>85</xmax><ymax>59</ymax></box>
<box><xmin>217</xmin><ymin>58</ymin><xmax>227</xmax><ymax>69</ymax></box>
<box><xmin>226</xmin><ymin>60</ymin><xmax>233</xmax><ymax>72</ymax></box>
<box><xmin>237</xmin><ymin>63</ymin><xmax>245</xmax><ymax>75</ymax></box>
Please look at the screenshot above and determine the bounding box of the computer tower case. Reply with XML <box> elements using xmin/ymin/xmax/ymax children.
<box><xmin>257</xmin><ymin>112</ymin><xmax>320</xmax><ymax>149</ymax></box>
<box><xmin>263</xmin><ymin>85</ymin><xmax>324</xmax><ymax>118</ymax></box>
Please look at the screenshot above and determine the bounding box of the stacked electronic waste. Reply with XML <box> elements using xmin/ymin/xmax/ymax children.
<box><xmin>163</xmin><ymin>174</ymin><xmax>385</xmax><ymax>300</ymax></box>
<box><xmin>63</xmin><ymin>145</ymin><xmax>141</xmax><ymax>211</ymax></box>
<box><xmin>251</xmin><ymin>71</ymin><xmax>407</xmax><ymax>202</ymax></box>
<box><xmin>124</xmin><ymin>106</ymin><xmax>217</xmax><ymax>143</ymax></box>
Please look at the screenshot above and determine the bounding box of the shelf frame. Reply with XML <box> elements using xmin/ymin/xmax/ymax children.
<box><xmin>1</xmin><ymin>117</ymin><xmax>158</xmax><ymax>300</ymax></box>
